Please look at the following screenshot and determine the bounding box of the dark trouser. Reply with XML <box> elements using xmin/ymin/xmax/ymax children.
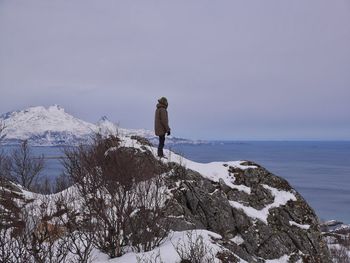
<box><xmin>158</xmin><ymin>135</ymin><xmax>165</xmax><ymax>157</ymax></box>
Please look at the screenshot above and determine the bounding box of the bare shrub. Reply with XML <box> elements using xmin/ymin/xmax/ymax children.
<box><xmin>0</xmin><ymin>121</ymin><xmax>5</xmax><ymax>142</ymax></box>
<box><xmin>25</xmin><ymin>197</ymin><xmax>70</xmax><ymax>263</ymax></box>
<box><xmin>35</xmin><ymin>176</ymin><xmax>52</xmax><ymax>194</ymax></box>
<box><xmin>55</xmin><ymin>193</ymin><xmax>94</xmax><ymax>263</ymax></box>
<box><xmin>63</xmin><ymin>135</ymin><xmax>170</xmax><ymax>258</ymax></box>
<box><xmin>9</xmin><ymin>140</ymin><xmax>44</xmax><ymax>191</ymax></box>
<box><xmin>54</xmin><ymin>173</ymin><xmax>72</xmax><ymax>193</ymax></box>
<box><xmin>128</xmin><ymin>176</ymin><xmax>170</xmax><ymax>253</ymax></box>
<box><xmin>0</xmin><ymin>195</ymin><xmax>70</xmax><ymax>263</ymax></box>
<box><xmin>0</xmin><ymin>154</ymin><xmax>11</xmax><ymax>180</ymax></box>
<box><xmin>136</xmin><ymin>250</ymin><xmax>164</xmax><ymax>263</ymax></box>
<box><xmin>326</xmin><ymin>232</ymin><xmax>350</xmax><ymax>263</ymax></box>
<box><xmin>0</xmin><ymin>227</ymin><xmax>32</xmax><ymax>263</ymax></box>
<box><xmin>330</xmin><ymin>246</ymin><xmax>350</xmax><ymax>263</ymax></box>
<box><xmin>174</xmin><ymin>231</ymin><xmax>217</xmax><ymax>263</ymax></box>
<box><xmin>0</xmin><ymin>175</ymin><xmax>30</xmax><ymax>262</ymax></box>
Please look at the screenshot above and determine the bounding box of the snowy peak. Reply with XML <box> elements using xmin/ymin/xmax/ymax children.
<box><xmin>98</xmin><ymin>115</ymin><xmax>109</xmax><ymax>122</ymax></box>
<box><xmin>1</xmin><ymin>105</ymin><xmax>97</xmax><ymax>145</ymax></box>
<box><xmin>96</xmin><ymin>116</ymin><xmax>118</xmax><ymax>136</ymax></box>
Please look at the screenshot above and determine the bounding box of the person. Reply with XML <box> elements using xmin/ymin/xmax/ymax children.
<box><xmin>154</xmin><ymin>97</ymin><xmax>171</xmax><ymax>158</ymax></box>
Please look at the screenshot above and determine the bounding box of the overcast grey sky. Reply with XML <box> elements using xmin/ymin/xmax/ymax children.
<box><xmin>0</xmin><ymin>0</ymin><xmax>349</xmax><ymax>140</ymax></box>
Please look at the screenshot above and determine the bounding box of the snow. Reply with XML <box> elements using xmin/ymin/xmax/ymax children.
<box><xmin>229</xmin><ymin>184</ymin><xmax>297</xmax><ymax>224</ymax></box>
<box><xmin>97</xmin><ymin>116</ymin><xmax>119</xmax><ymax>136</ymax></box>
<box><xmin>333</xmin><ymin>224</ymin><xmax>350</xmax><ymax>232</ymax></box>
<box><xmin>265</xmin><ymin>255</ymin><xmax>291</xmax><ymax>263</ymax></box>
<box><xmin>90</xmin><ymin>230</ymin><xmax>223</xmax><ymax>263</ymax></box>
<box><xmin>163</xmin><ymin>148</ymin><xmax>255</xmax><ymax>194</ymax></box>
<box><xmin>289</xmin><ymin>221</ymin><xmax>310</xmax><ymax>230</ymax></box>
<box><xmin>328</xmin><ymin>243</ymin><xmax>350</xmax><ymax>259</ymax></box>
<box><xmin>121</xmin><ymin>136</ymin><xmax>255</xmax><ymax>194</ymax></box>
<box><xmin>104</xmin><ymin>146</ymin><xmax>118</xmax><ymax>156</ymax></box>
<box><xmin>230</xmin><ymin>235</ymin><xmax>244</xmax><ymax>245</ymax></box>
<box><xmin>324</xmin><ymin>220</ymin><xmax>343</xmax><ymax>226</ymax></box>
<box><xmin>1</xmin><ymin>105</ymin><xmax>96</xmax><ymax>140</ymax></box>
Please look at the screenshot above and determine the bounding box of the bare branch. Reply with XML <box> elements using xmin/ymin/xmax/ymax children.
<box><xmin>63</xmin><ymin>135</ymin><xmax>170</xmax><ymax>258</ymax></box>
<box><xmin>0</xmin><ymin>120</ymin><xmax>5</xmax><ymax>143</ymax></box>
<box><xmin>9</xmin><ymin>140</ymin><xmax>45</xmax><ymax>190</ymax></box>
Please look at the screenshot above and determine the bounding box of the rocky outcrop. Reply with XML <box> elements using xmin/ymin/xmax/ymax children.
<box><xmin>164</xmin><ymin>161</ymin><xmax>331</xmax><ymax>262</ymax></box>
<box><xmin>0</xmin><ymin>137</ymin><xmax>332</xmax><ymax>262</ymax></box>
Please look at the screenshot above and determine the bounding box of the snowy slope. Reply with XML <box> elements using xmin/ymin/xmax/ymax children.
<box><xmin>1</xmin><ymin>105</ymin><xmax>96</xmax><ymax>145</ymax></box>
<box><xmin>14</xmin><ymin>135</ymin><xmax>321</xmax><ymax>262</ymax></box>
<box><xmin>0</xmin><ymin>105</ymin><xmax>202</xmax><ymax>146</ymax></box>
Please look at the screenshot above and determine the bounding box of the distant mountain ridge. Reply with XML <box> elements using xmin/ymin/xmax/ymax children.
<box><xmin>0</xmin><ymin>105</ymin><xmax>204</xmax><ymax>146</ymax></box>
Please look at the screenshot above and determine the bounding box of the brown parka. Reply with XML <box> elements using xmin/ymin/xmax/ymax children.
<box><xmin>154</xmin><ymin>99</ymin><xmax>170</xmax><ymax>136</ymax></box>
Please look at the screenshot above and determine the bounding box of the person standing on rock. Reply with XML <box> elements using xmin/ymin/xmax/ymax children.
<box><xmin>154</xmin><ymin>97</ymin><xmax>171</xmax><ymax>158</ymax></box>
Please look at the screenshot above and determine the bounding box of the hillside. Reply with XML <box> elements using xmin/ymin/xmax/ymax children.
<box><xmin>0</xmin><ymin>134</ymin><xmax>337</xmax><ymax>263</ymax></box>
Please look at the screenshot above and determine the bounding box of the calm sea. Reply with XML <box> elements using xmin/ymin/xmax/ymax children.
<box><xmin>3</xmin><ymin>141</ymin><xmax>350</xmax><ymax>224</ymax></box>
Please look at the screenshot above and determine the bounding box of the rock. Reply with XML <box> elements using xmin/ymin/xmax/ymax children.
<box><xmin>165</xmin><ymin>161</ymin><xmax>332</xmax><ymax>263</ymax></box>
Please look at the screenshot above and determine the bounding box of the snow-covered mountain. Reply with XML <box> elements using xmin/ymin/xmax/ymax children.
<box><xmin>0</xmin><ymin>105</ymin><xmax>96</xmax><ymax>145</ymax></box>
<box><xmin>0</xmin><ymin>105</ymin><xmax>204</xmax><ymax>146</ymax></box>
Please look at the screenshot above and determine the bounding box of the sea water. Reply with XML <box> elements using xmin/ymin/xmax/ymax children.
<box><xmin>3</xmin><ymin>141</ymin><xmax>350</xmax><ymax>224</ymax></box>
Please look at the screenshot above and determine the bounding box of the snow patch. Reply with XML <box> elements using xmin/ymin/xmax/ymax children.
<box><xmin>157</xmin><ymin>148</ymin><xmax>255</xmax><ymax>194</ymax></box>
<box><xmin>91</xmin><ymin>230</ymin><xmax>223</xmax><ymax>263</ymax></box>
<box><xmin>289</xmin><ymin>221</ymin><xmax>310</xmax><ymax>230</ymax></box>
<box><xmin>265</xmin><ymin>254</ymin><xmax>291</xmax><ymax>263</ymax></box>
<box><xmin>104</xmin><ymin>146</ymin><xmax>118</xmax><ymax>156</ymax></box>
<box><xmin>229</xmin><ymin>184</ymin><xmax>297</xmax><ymax>224</ymax></box>
<box><xmin>231</xmin><ymin>235</ymin><xmax>244</xmax><ymax>245</ymax></box>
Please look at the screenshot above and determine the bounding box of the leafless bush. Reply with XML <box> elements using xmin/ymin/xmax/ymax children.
<box><xmin>54</xmin><ymin>173</ymin><xmax>72</xmax><ymax>193</ymax></box>
<box><xmin>9</xmin><ymin>140</ymin><xmax>44</xmax><ymax>191</ymax></box>
<box><xmin>0</xmin><ymin>154</ymin><xmax>11</xmax><ymax>180</ymax></box>
<box><xmin>174</xmin><ymin>231</ymin><xmax>216</xmax><ymax>263</ymax></box>
<box><xmin>24</xmin><ymin>197</ymin><xmax>70</xmax><ymax>263</ymax></box>
<box><xmin>0</xmin><ymin>195</ymin><xmax>70</xmax><ymax>263</ymax></box>
<box><xmin>23</xmin><ymin>192</ymin><xmax>94</xmax><ymax>263</ymax></box>
<box><xmin>1</xmin><ymin>134</ymin><xmax>170</xmax><ymax>261</ymax></box>
<box><xmin>55</xmin><ymin>193</ymin><xmax>94</xmax><ymax>263</ymax></box>
<box><xmin>63</xmin><ymin>135</ymin><xmax>170</xmax><ymax>258</ymax></box>
<box><xmin>326</xmin><ymin>232</ymin><xmax>350</xmax><ymax>263</ymax></box>
<box><xmin>136</xmin><ymin>250</ymin><xmax>164</xmax><ymax>263</ymax></box>
<box><xmin>0</xmin><ymin>227</ymin><xmax>31</xmax><ymax>263</ymax></box>
<box><xmin>0</xmin><ymin>174</ymin><xmax>29</xmax><ymax>262</ymax></box>
<box><xmin>330</xmin><ymin>246</ymin><xmax>350</xmax><ymax>263</ymax></box>
<box><xmin>129</xmin><ymin>176</ymin><xmax>170</xmax><ymax>253</ymax></box>
<box><xmin>0</xmin><ymin>121</ymin><xmax>5</xmax><ymax>142</ymax></box>
<box><xmin>34</xmin><ymin>176</ymin><xmax>52</xmax><ymax>194</ymax></box>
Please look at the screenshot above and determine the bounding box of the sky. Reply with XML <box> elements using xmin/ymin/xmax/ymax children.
<box><xmin>0</xmin><ymin>0</ymin><xmax>349</xmax><ymax>140</ymax></box>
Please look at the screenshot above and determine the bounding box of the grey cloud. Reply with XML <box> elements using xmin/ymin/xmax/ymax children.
<box><xmin>0</xmin><ymin>0</ymin><xmax>349</xmax><ymax>139</ymax></box>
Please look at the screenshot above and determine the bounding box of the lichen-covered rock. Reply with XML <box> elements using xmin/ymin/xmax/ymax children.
<box><xmin>164</xmin><ymin>161</ymin><xmax>332</xmax><ymax>263</ymax></box>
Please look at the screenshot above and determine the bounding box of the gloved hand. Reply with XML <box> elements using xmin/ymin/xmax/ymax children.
<box><xmin>167</xmin><ymin>131</ymin><xmax>171</xmax><ymax>136</ymax></box>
